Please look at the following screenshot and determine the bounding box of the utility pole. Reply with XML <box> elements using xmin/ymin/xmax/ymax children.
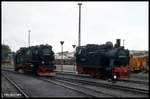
<box><xmin>28</xmin><ymin>30</ymin><xmax>31</xmax><ymax>47</ymax></box>
<box><xmin>78</xmin><ymin>3</ymin><xmax>82</xmax><ymax>47</ymax></box>
<box><xmin>60</xmin><ymin>41</ymin><xmax>64</xmax><ymax>72</ymax></box>
<box><xmin>123</xmin><ymin>39</ymin><xmax>125</xmax><ymax>46</ymax></box>
<box><xmin>72</xmin><ymin>45</ymin><xmax>76</xmax><ymax>71</ymax></box>
<box><xmin>3</xmin><ymin>33</ymin><xmax>4</xmax><ymax>45</ymax></box>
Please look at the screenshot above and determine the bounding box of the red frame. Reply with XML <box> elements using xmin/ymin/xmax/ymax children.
<box><xmin>77</xmin><ymin>65</ymin><xmax>134</xmax><ymax>79</ymax></box>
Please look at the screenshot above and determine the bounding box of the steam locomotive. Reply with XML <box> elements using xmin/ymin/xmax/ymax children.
<box><xmin>14</xmin><ymin>44</ymin><xmax>56</xmax><ymax>76</ymax></box>
<box><xmin>75</xmin><ymin>39</ymin><xmax>134</xmax><ymax>80</ymax></box>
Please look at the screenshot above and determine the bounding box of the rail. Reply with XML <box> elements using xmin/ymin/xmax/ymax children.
<box><xmin>54</xmin><ymin>76</ymin><xmax>148</xmax><ymax>95</ymax></box>
<box><xmin>2</xmin><ymin>68</ymin><xmax>148</xmax><ymax>96</ymax></box>
<box><xmin>2</xmin><ymin>73</ymin><xmax>29</xmax><ymax>98</ymax></box>
<box><xmin>56</xmin><ymin>71</ymin><xmax>149</xmax><ymax>85</ymax></box>
<box><xmin>39</xmin><ymin>77</ymin><xmax>117</xmax><ymax>97</ymax></box>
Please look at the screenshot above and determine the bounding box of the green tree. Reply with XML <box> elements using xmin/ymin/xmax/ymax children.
<box><xmin>2</xmin><ymin>44</ymin><xmax>11</xmax><ymax>58</ymax></box>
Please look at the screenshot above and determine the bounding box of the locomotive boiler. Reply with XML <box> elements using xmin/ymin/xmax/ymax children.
<box><xmin>75</xmin><ymin>39</ymin><xmax>134</xmax><ymax>80</ymax></box>
<box><xmin>14</xmin><ymin>44</ymin><xmax>56</xmax><ymax>76</ymax></box>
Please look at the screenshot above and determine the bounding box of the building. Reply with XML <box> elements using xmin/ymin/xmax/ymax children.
<box><xmin>55</xmin><ymin>51</ymin><xmax>75</xmax><ymax>59</ymax></box>
<box><xmin>129</xmin><ymin>50</ymin><xmax>148</xmax><ymax>57</ymax></box>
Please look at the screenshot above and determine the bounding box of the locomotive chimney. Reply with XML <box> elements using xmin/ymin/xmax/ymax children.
<box><xmin>116</xmin><ymin>39</ymin><xmax>120</xmax><ymax>47</ymax></box>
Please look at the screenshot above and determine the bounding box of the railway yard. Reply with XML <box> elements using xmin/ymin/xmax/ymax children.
<box><xmin>2</xmin><ymin>1</ymin><xmax>149</xmax><ymax>98</ymax></box>
<box><xmin>1</xmin><ymin>65</ymin><xmax>149</xmax><ymax>98</ymax></box>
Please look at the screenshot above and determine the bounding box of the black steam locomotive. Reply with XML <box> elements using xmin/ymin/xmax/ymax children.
<box><xmin>14</xmin><ymin>44</ymin><xmax>56</xmax><ymax>76</ymax></box>
<box><xmin>75</xmin><ymin>39</ymin><xmax>134</xmax><ymax>80</ymax></box>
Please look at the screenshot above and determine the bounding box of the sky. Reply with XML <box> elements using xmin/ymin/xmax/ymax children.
<box><xmin>2</xmin><ymin>1</ymin><xmax>149</xmax><ymax>53</ymax></box>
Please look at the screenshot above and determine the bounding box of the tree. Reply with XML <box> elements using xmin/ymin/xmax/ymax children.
<box><xmin>2</xmin><ymin>44</ymin><xmax>11</xmax><ymax>58</ymax></box>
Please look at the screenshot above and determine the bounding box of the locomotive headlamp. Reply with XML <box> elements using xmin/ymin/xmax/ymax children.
<box><xmin>113</xmin><ymin>75</ymin><xmax>117</xmax><ymax>79</ymax></box>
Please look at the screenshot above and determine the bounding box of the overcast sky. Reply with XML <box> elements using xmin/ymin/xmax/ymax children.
<box><xmin>2</xmin><ymin>1</ymin><xmax>148</xmax><ymax>53</ymax></box>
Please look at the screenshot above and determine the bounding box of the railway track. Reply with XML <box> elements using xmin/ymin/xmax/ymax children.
<box><xmin>2</xmin><ymin>73</ymin><xmax>29</xmax><ymax>98</ymax></box>
<box><xmin>2</xmin><ymin>68</ymin><xmax>115</xmax><ymax>97</ymax></box>
<box><xmin>53</xmin><ymin>75</ymin><xmax>148</xmax><ymax>95</ymax></box>
<box><xmin>2</xmin><ymin>67</ymin><xmax>148</xmax><ymax>84</ymax></box>
<box><xmin>2</xmin><ymin>70</ymin><xmax>90</xmax><ymax>97</ymax></box>
<box><xmin>37</xmin><ymin>77</ymin><xmax>98</xmax><ymax>97</ymax></box>
<box><xmin>2</xmin><ymin>68</ymin><xmax>149</xmax><ymax>97</ymax></box>
<box><xmin>38</xmin><ymin>73</ymin><xmax>148</xmax><ymax>97</ymax></box>
<box><xmin>130</xmin><ymin>73</ymin><xmax>149</xmax><ymax>80</ymax></box>
<box><xmin>56</xmin><ymin>71</ymin><xmax>149</xmax><ymax>85</ymax></box>
<box><xmin>39</xmin><ymin>77</ymin><xmax>117</xmax><ymax>97</ymax></box>
<box><xmin>117</xmin><ymin>79</ymin><xmax>148</xmax><ymax>85</ymax></box>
